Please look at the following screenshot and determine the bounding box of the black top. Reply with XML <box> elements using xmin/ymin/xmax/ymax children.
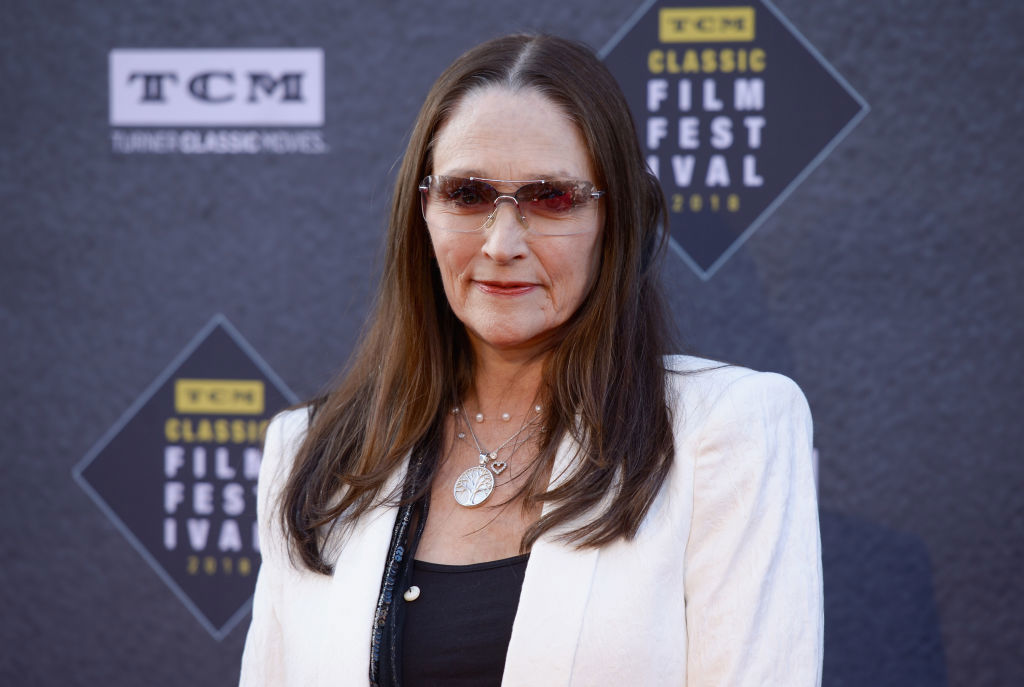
<box><xmin>401</xmin><ymin>553</ymin><xmax>530</xmax><ymax>686</ymax></box>
<box><xmin>370</xmin><ymin>446</ymin><xmax>532</xmax><ymax>687</ymax></box>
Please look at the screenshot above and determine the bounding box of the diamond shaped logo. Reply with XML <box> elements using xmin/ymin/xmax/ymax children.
<box><xmin>602</xmin><ymin>0</ymin><xmax>869</xmax><ymax>278</ymax></box>
<box><xmin>73</xmin><ymin>315</ymin><xmax>297</xmax><ymax>639</ymax></box>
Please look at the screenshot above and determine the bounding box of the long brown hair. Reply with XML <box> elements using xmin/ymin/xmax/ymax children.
<box><xmin>282</xmin><ymin>34</ymin><xmax>676</xmax><ymax>574</ymax></box>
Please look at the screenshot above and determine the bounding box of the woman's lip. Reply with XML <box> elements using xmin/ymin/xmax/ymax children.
<box><xmin>474</xmin><ymin>280</ymin><xmax>537</xmax><ymax>295</ymax></box>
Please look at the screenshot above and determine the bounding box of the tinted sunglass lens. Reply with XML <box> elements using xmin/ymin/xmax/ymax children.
<box><xmin>439</xmin><ymin>177</ymin><xmax>495</xmax><ymax>209</ymax></box>
<box><xmin>523</xmin><ymin>182</ymin><xmax>574</xmax><ymax>213</ymax></box>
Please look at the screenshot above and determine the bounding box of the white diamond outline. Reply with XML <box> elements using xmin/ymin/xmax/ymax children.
<box><xmin>599</xmin><ymin>0</ymin><xmax>871</xmax><ymax>280</ymax></box>
<box><xmin>71</xmin><ymin>313</ymin><xmax>298</xmax><ymax>641</ymax></box>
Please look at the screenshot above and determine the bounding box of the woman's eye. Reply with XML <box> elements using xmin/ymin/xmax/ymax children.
<box><xmin>446</xmin><ymin>182</ymin><xmax>488</xmax><ymax>207</ymax></box>
<box><xmin>453</xmin><ymin>188</ymin><xmax>480</xmax><ymax>205</ymax></box>
<box><xmin>530</xmin><ymin>187</ymin><xmax>574</xmax><ymax>213</ymax></box>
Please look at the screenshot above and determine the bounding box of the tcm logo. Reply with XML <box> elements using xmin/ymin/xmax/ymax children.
<box><xmin>659</xmin><ymin>7</ymin><xmax>755</xmax><ymax>43</ymax></box>
<box><xmin>109</xmin><ymin>48</ymin><xmax>323</xmax><ymax>126</ymax></box>
<box><xmin>174</xmin><ymin>379</ymin><xmax>265</xmax><ymax>415</ymax></box>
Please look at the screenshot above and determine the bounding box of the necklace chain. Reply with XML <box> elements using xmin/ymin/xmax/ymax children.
<box><xmin>459</xmin><ymin>404</ymin><xmax>539</xmax><ymax>461</ymax></box>
<box><xmin>450</xmin><ymin>402</ymin><xmax>541</xmax><ymax>508</ymax></box>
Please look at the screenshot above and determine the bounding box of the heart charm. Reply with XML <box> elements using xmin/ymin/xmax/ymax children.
<box><xmin>490</xmin><ymin>460</ymin><xmax>508</xmax><ymax>475</ymax></box>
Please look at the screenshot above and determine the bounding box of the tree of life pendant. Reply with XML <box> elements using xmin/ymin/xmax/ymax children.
<box><xmin>453</xmin><ymin>465</ymin><xmax>495</xmax><ymax>507</ymax></box>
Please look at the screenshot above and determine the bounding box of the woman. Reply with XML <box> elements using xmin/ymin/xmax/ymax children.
<box><xmin>240</xmin><ymin>34</ymin><xmax>822</xmax><ymax>686</ymax></box>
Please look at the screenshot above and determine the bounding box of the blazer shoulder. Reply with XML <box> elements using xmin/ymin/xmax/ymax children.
<box><xmin>269</xmin><ymin>405</ymin><xmax>312</xmax><ymax>445</ymax></box>
<box><xmin>663</xmin><ymin>355</ymin><xmax>810</xmax><ymax>432</ymax></box>
<box><xmin>260</xmin><ymin>406</ymin><xmax>313</xmax><ymax>494</ymax></box>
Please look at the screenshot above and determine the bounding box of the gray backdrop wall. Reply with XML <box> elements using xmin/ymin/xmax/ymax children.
<box><xmin>3</xmin><ymin>0</ymin><xmax>1022</xmax><ymax>685</ymax></box>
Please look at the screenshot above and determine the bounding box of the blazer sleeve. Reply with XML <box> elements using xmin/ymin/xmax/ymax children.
<box><xmin>239</xmin><ymin>412</ymin><xmax>293</xmax><ymax>686</ymax></box>
<box><xmin>683</xmin><ymin>371</ymin><xmax>823</xmax><ymax>686</ymax></box>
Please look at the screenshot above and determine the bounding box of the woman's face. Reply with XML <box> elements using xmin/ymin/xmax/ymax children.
<box><xmin>426</xmin><ymin>87</ymin><xmax>604</xmax><ymax>358</ymax></box>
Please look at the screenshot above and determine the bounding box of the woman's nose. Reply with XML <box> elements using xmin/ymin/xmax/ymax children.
<box><xmin>481</xmin><ymin>199</ymin><xmax>529</xmax><ymax>263</ymax></box>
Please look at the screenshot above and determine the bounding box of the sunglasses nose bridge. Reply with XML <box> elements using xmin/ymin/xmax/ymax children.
<box><xmin>483</xmin><ymin>194</ymin><xmax>530</xmax><ymax>230</ymax></box>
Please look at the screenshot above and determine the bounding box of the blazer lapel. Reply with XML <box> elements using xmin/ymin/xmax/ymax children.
<box><xmin>319</xmin><ymin>464</ymin><xmax>407</xmax><ymax>687</ymax></box>
<box><xmin>501</xmin><ymin>434</ymin><xmax>601</xmax><ymax>686</ymax></box>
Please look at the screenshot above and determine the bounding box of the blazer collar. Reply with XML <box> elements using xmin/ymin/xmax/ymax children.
<box><xmin>321</xmin><ymin>464</ymin><xmax>407</xmax><ymax>687</ymax></box>
<box><xmin>501</xmin><ymin>431</ymin><xmax>602</xmax><ymax>686</ymax></box>
<box><xmin>320</xmin><ymin>433</ymin><xmax>603</xmax><ymax>686</ymax></box>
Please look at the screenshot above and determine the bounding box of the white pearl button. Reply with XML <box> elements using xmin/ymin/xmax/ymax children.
<box><xmin>403</xmin><ymin>586</ymin><xmax>420</xmax><ymax>602</ymax></box>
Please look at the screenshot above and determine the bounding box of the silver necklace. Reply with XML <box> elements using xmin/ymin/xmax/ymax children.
<box><xmin>468</xmin><ymin>403</ymin><xmax>542</xmax><ymax>424</ymax></box>
<box><xmin>451</xmin><ymin>404</ymin><xmax>540</xmax><ymax>508</ymax></box>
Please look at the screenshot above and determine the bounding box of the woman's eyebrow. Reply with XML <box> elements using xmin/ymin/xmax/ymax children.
<box><xmin>439</xmin><ymin>169</ymin><xmax>578</xmax><ymax>180</ymax></box>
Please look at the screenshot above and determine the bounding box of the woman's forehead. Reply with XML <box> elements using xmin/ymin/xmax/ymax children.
<box><xmin>430</xmin><ymin>87</ymin><xmax>596</xmax><ymax>182</ymax></box>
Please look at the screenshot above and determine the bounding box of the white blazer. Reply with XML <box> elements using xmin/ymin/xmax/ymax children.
<box><xmin>240</xmin><ymin>356</ymin><xmax>823</xmax><ymax>686</ymax></box>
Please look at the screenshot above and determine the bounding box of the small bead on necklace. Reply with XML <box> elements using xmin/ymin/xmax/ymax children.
<box><xmin>453</xmin><ymin>405</ymin><xmax>543</xmax><ymax>423</ymax></box>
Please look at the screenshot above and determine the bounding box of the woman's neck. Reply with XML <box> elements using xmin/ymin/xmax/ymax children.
<box><xmin>467</xmin><ymin>345</ymin><xmax>546</xmax><ymax>421</ymax></box>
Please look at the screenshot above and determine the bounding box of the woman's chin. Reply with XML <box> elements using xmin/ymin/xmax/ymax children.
<box><xmin>465</xmin><ymin>323</ymin><xmax>554</xmax><ymax>357</ymax></box>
